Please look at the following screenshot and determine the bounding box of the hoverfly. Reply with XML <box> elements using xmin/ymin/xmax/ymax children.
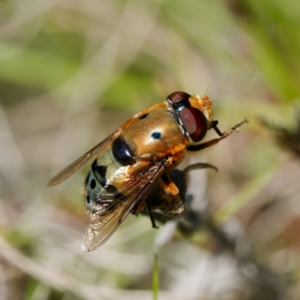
<box><xmin>48</xmin><ymin>91</ymin><xmax>247</xmax><ymax>251</ymax></box>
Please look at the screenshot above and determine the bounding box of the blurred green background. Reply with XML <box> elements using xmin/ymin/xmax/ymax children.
<box><xmin>1</xmin><ymin>0</ymin><xmax>300</xmax><ymax>299</ymax></box>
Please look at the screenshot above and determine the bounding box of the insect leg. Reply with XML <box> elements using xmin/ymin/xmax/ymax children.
<box><xmin>183</xmin><ymin>162</ymin><xmax>218</xmax><ymax>174</ymax></box>
<box><xmin>145</xmin><ymin>199</ymin><xmax>158</xmax><ymax>228</ymax></box>
<box><xmin>158</xmin><ymin>173</ymin><xmax>179</xmax><ymax>196</ymax></box>
<box><xmin>187</xmin><ymin>118</ymin><xmax>248</xmax><ymax>152</ymax></box>
<box><xmin>211</xmin><ymin>120</ymin><xmax>223</xmax><ymax>136</ymax></box>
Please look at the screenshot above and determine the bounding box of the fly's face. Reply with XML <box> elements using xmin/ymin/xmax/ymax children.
<box><xmin>48</xmin><ymin>91</ymin><xmax>248</xmax><ymax>251</ymax></box>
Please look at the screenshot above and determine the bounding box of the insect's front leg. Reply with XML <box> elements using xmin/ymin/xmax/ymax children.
<box><xmin>187</xmin><ymin>118</ymin><xmax>248</xmax><ymax>152</ymax></box>
<box><xmin>211</xmin><ymin>120</ymin><xmax>223</xmax><ymax>136</ymax></box>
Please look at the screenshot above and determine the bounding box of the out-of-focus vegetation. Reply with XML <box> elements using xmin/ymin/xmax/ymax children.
<box><xmin>1</xmin><ymin>0</ymin><xmax>300</xmax><ymax>299</ymax></box>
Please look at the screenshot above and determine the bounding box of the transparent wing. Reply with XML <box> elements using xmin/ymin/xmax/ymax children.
<box><xmin>81</xmin><ymin>160</ymin><xmax>167</xmax><ymax>251</ymax></box>
<box><xmin>47</xmin><ymin>131</ymin><xmax>120</xmax><ymax>187</ymax></box>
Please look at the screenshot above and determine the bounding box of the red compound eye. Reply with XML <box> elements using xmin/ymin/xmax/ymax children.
<box><xmin>167</xmin><ymin>91</ymin><xmax>191</xmax><ymax>104</ymax></box>
<box><xmin>179</xmin><ymin>107</ymin><xmax>208</xmax><ymax>142</ymax></box>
